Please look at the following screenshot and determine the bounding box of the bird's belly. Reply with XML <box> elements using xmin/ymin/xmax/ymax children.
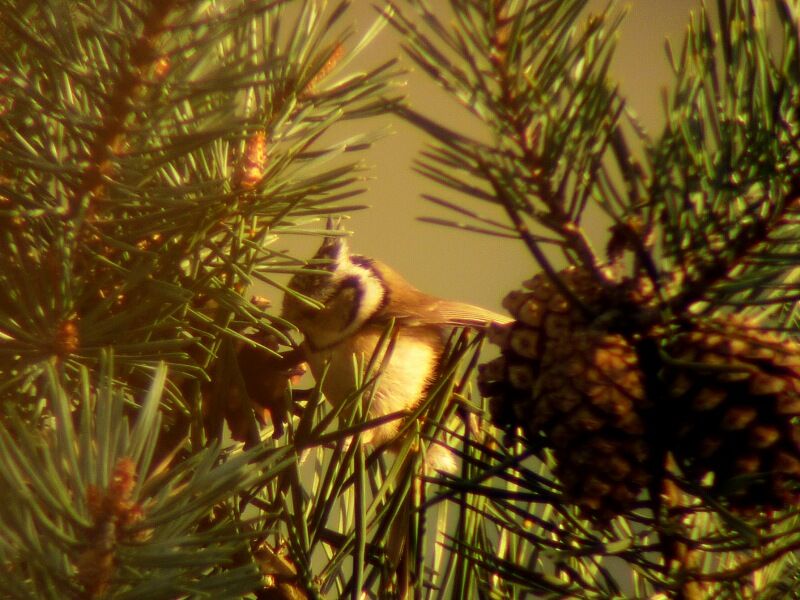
<box><xmin>306</xmin><ymin>327</ymin><xmax>442</xmax><ymax>445</ymax></box>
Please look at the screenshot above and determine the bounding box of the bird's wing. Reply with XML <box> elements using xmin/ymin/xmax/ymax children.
<box><xmin>428</xmin><ymin>299</ymin><xmax>513</xmax><ymax>327</ymax></box>
<box><xmin>364</xmin><ymin>259</ymin><xmax>512</xmax><ymax>327</ymax></box>
<box><xmin>378</xmin><ymin>296</ymin><xmax>511</xmax><ymax>327</ymax></box>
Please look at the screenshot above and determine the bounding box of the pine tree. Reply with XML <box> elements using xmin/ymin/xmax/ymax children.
<box><xmin>3</xmin><ymin>1</ymin><xmax>800</xmax><ymax>599</ymax></box>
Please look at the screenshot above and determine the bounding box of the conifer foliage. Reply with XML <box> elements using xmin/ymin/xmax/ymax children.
<box><xmin>392</xmin><ymin>0</ymin><xmax>800</xmax><ymax>596</ymax></box>
<box><xmin>3</xmin><ymin>0</ymin><xmax>800</xmax><ymax>598</ymax></box>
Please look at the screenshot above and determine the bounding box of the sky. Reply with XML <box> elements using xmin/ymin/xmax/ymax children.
<box><xmin>267</xmin><ymin>0</ymin><xmax>704</xmax><ymax>316</ymax></box>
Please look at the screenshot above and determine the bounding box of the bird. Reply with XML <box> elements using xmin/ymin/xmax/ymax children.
<box><xmin>281</xmin><ymin>228</ymin><xmax>512</xmax><ymax>472</ymax></box>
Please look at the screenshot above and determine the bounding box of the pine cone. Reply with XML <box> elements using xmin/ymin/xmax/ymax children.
<box><xmin>666</xmin><ymin>317</ymin><xmax>800</xmax><ymax>512</ymax></box>
<box><xmin>480</xmin><ymin>267</ymin><xmax>653</xmax><ymax>523</ymax></box>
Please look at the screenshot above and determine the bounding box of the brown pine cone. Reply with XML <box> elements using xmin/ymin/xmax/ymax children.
<box><xmin>480</xmin><ymin>267</ymin><xmax>653</xmax><ymax>523</ymax></box>
<box><xmin>665</xmin><ymin>316</ymin><xmax>800</xmax><ymax>512</ymax></box>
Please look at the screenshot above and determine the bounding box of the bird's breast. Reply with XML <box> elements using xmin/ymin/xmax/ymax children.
<box><xmin>305</xmin><ymin>325</ymin><xmax>444</xmax><ymax>417</ymax></box>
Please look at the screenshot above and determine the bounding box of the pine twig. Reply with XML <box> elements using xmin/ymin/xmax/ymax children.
<box><xmin>70</xmin><ymin>0</ymin><xmax>178</xmax><ymax>219</ymax></box>
<box><xmin>666</xmin><ymin>175</ymin><xmax>800</xmax><ymax>316</ymax></box>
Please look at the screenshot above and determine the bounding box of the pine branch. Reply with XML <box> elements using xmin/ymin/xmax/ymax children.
<box><xmin>651</xmin><ymin>0</ymin><xmax>800</xmax><ymax>312</ymax></box>
<box><xmin>0</xmin><ymin>355</ymin><xmax>294</xmax><ymax>599</ymax></box>
<box><xmin>69</xmin><ymin>0</ymin><xmax>177</xmax><ymax>220</ymax></box>
<box><xmin>392</xmin><ymin>1</ymin><xmax>800</xmax><ymax>598</ymax></box>
<box><xmin>663</xmin><ymin>175</ymin><xmax>800</xmax><ymax>317</ymax></box>
<box><xmin>388</xmin><ymin>0</ymin><xmax>635</xmax><ymax>280</ymax></box>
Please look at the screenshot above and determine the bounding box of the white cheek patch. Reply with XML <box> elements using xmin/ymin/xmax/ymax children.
<box><xmin>353</xmin><ymin>263</ymin><xmax>385</xmax><ymax>324</ymax></box>
<box><xmin>332</xmin><ymin>259</ymin><xmax>386</xmax><ymax>338</ymax></box>
<box><xmin>304</xmin><ymin>257</ymin><xmax>386</xmax><ymax>350</ymax></box>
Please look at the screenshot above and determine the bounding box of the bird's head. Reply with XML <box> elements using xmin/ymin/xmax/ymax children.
<box><xmin>282</xmin><ymin>222</ymin><xmax>388</xmax><ymax>349</ymax></box>
<box><xmin>286</xmin><ymin>227</ymin><xmax>353</xmax><ymax>304</ymax></box>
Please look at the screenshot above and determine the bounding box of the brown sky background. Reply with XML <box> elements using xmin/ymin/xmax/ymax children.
<box><xmin>271</xmin><ymin>1</ymin><xmax>703</xmax><ymax>315</ymax></box>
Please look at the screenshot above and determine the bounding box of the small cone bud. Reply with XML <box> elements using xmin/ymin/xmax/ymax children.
<box><xmin>237</xmin><ymin>130</ymin><xmax>268</xmax><ymax>190</ymax></box>
<box><xmin>301</xmin><ymin>42</ymin><xmax>344</xmax><ymax>97</ymax></box>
